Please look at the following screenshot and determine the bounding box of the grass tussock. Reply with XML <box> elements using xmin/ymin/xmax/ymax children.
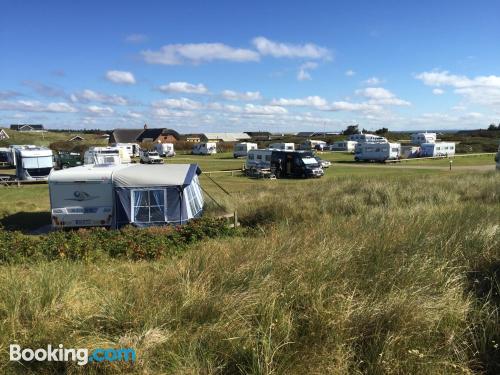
<box><xmin>0</xmin><ymin>172</ymin><xmax>499</xmax><ymax>374</ymax></box>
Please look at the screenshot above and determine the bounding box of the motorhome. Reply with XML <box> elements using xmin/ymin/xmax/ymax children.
<box><xmin>270</xmin><ymin>150</ymin><xmax>324</xmax><ymax>178</ymax></box>
<box><xmin>48</xmin><ymin>163</ymin><xmax>203</xmax><ymax>228</ymax></box>
<box><xmin>329</xmin><ymin>141</ymin><xmax>357</xmax><ymax>152</ymax></box>
<box><xmin>233</xmin><ymin>142</ymin><xmax>257</xmax><ymax>158</ymax></box>
<box><xmin>268</xmin><ymin>142</ymin><xmax>295</xmax><ymax>151</ymax></box>
<box><xmin>84</xmin><ymin>147</ymin><xmax>124</xmax><ymax>165</ymax></box>
<box><xmin>411</xmin><ymin>132</ymin><xmax>436</xmax><ymax>145</ymax></box>
<box><xmin>15</xmin><ymin>146</ymin><xmax>54</xmax><ymax>180</ymax></box>
<box><xmin>349</xmin><ymin>133</ymin><xmax>388</xmax><ymax>143</ymax></box>
<box><xmin>246</xmin><ymin>149</ymin><xmax>273</xmax><ymax>169</ymax></box>
<box><xmin>301</xmin><ymin>140</ymin><xmax>327</xmax><ymax>150</ymax></box>
<box><xmin>192</xmin><ymin>142</ymin><xmax>217</xmax><ymax>155</ymax></box>
<box><xmin>113</xmin><ymin>143</ymin><xmax>141</xmax><ymax>157</ymax></box>
<box><xmin>140</xmin><ymin>150</ymin><xmax>164</xmax><ymax>164</ymax></box>
<box><xmin>420</xmin><ymin>142</ymin><xmax>455</xmax><ymax>157</ymax></box>
<box><xmin>354</xmin><ymin>142</ymin><xmax>401</xmax><ymax>162</ymax></box>
<box><xmin>155</xmin><ymin>142</ymin><xmax>175</xmax><ymax>157</ymax></box>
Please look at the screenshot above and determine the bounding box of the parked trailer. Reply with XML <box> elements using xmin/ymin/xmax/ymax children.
<box><xmin>112</xmin><ymin>143</ymin><xmax>141</xmax><ymax>157</ymax></box>
<box><xmin>192</xmin><ymin>142</ymin><xmax>217</xmax><ymax>155</ymax></box>
<box><xmin>268</xmin><ymin>142</ymin><xmax>295</xmax><ymax>151</ymax></box>
<box><xmin>155</xmin><ymin>142</ymin><xmax>175</xmax><ymax>157</ymax></box>
<box><xmin>15</xmin><ymin>146</ymin><xmax>54</xmax><ymax>180</ymax></box>
<box><xmin>411</xmin><ymin>132</ymin><xmax>436</xmax><ymax>145</ymax></box>
<box><xmin>48</xmin><ymin>163</ymin><xmax>204</xmax><ymax>228</ymax></box>
<box><xmin>329</xmin><ymin>141</ymin><xmax>358</xmax><ymax>152</ymax></box>
<box><xmin>233</xmin><ymin>142</ymin><xmax>257</xmax><ymax>158</ymax></box>
<box><xmin>348</xmin><ymin>133</ymin><xmax>388</xmax><ymax>143</ymax></box>
<box><xmin>84</xmin><ymin>147</ymin><xmax>124</xmax><ymax>165</ymax></box>
<box><xmin>420</xmin><ymin>142</ymin><xmax>455</xmax><ymax>157</ymax></box>
<box><xmin>354</xmin><ymin>142</ymin><xmax>401</xmax><ymax>162</ymax></box>
<box><xmin>246</xmin><ymin>149</ymin><xmax>273</xmax><ymax>169</ymax></box>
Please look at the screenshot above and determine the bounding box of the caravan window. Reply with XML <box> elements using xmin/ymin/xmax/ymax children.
<box><xmin>248</xmin><ymin>154</ymin><xmax>254</xmax><ymax>160</ymax></box>
<box><xmin>132</xmin><ymin>189</ymin><xmax>166</xmax><ymax>223</ymax></box>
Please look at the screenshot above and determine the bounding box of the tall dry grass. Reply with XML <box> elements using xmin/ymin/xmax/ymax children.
<box><xmin>0</xmin><ymin>172</ymin><xmax>498</xmax><ymax>374</ymax></box>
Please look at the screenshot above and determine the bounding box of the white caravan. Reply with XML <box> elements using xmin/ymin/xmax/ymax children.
<box><xmin>246</xmin><ymin>149</ymin><xmax>273</xmax><ymax>169</ymax></box>
<box><xmin>354</xmin><ymin>142</ymin><xmax>401</xmax><ymax>162</ymax></box>
<box><xmin>411</xmin><ymin>132</ymin><xmax>436</xmax><ymax>145</ymax></box>
<box><xmin>84</xmin><ymin>147</ymin><xmax>124</xmax><ymax>165</ymax></box>
<box><xmin>301</xmin><ymin>140</ymin><xmax>327</xmax><ymax>150</ymax></box>
<box><xmin>420</xmin><ymin>142</ymin><xmax>455</xmax><ymax>157</ymax></box>
<box><xmin>192</xmin><ymin>142</ymin><xmax>217</xmax><ymax>155</ymax></box>
<box><xmin>155</xmin><ymin>142</ymin><xmax>176</xmax><ymax>157</ymax></box>
<box><xmin>329</xmin><ymin>141</ymin><xmax>358</xmax><ymax>152</ymax></box>
<box><xmin>349</xmin><ymin>133</ymin><xmax>388</xmax><ymax>143</ymax></box>
<box><xmin>268</xmin><ymin>142</ymin><xmax>295</xmax><ymax>151</ymax></box>
<box><xmin>15</xmin><ymin>146</ymin><xmax>54</xmax><ymax>180</ymax></box>
<box><xmin>233</xmin><ymin>142</ymin><xmax>257</xmax><ymax>158</ymax></box>
<box><xmin>113</xmin><ymin>143</ymin><xmax>140</xmax><ymax>157</ymax></box>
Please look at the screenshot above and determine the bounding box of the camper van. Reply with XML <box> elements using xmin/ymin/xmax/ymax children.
<box><xmin>246</xmin><ymin>149</ymin><xmax>273</xmax><ymax>169</ymax></box>
<box><xmin>15</xmin><ymin>146</ymin><xmax>54</xmax><ymax>180</ymax></box>
<box><xmin>192</xmin><ymin>142</ymin><xmax>217</xmax><ymax>155</ymax></box>
<box><xmin>271</xmin><ymin>151</ymin><xmax>324</xmax><ymax>178</ymax></box>
<box><xmin>329</xmin><ymin>141</ymin><xmax>357</xmax><ymax>152</ymax></box>
<box><xmin>420</xmin><ymin>142</ymin><xmax>455</xmax><ymax>157</ymax></box>
<box><xmin>155</xmin><ymin>143</ymin><xmax>175</xmax><ymax>157</ymax></box>
<box><xmin>411</xmin><ymin>132</ymin><xmax>436</xmax><ymax>145</ymax></box>
<box><xmin>233</xmin><ymin>142</ymin><xmax>257</xmax><ymax>158</ymax></box>
<box><xmin>354</xmin><ymin>142</ymin><xmax>401</xmax><ymax>162</ymax></box>
<box><xmin>268</xmin><ymin>142</ymin><xmax>295</xmax><ymax>151</ymax></box>
<box><xmin>113</xmin><ymin>143</ymin><xmax>141</xmax><ymax>157</ymax></box>
<box><xmin>48</xmin><ymin>164</ymin><xmax>204</xmax><ymax>228</ymax></box>
<box><xmin>84</xmin><ymin>147</ymin><xmax>123</xmax><ymax>165</ymax></box>
<box><xmin>301</xmin><ymin>140</ymin><xmax>327</xmax><ymax>151</ymax></box>
<box><xmin>349</xmin><ymin>134</ymin><xmax>388</xmax><ymax>144</ymax></box>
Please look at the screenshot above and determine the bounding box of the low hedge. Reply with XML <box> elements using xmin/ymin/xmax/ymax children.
<box><xmin>0</xmin><ymin>217</ymin><xmax>234</xmax><ymax>264</ymax></box>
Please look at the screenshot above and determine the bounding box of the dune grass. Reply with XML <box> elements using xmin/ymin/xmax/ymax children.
<box><xmin>0</xmin><ymin>171</ymin><xmax>498</xmax><ymax>374</ymax></box>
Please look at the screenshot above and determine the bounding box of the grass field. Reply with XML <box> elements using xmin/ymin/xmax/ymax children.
<box><xmin>0</xmin><ymin>147</ymin><xmax>499</xmax><ymax>374</ymax></box>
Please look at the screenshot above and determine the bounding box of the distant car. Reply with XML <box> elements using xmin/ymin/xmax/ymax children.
<box><xmin>55</xmin><ymin>151</ymin><xmax>83</xmax><ymax>169</ymax></box>
<box><xmin>315</xmin><ymin>157</ymin><xmax>331</xmax><ymax>168</ymax></box>
<box><xmin>139</xmin><ymin>150</ymin><xmax>163</xmax><ymax>164</ymax></box>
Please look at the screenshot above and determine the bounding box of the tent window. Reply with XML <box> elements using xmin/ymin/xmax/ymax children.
<box><xmin>132</xmin><ymin>189</ymin><xmax>166</xmax><ymax>223</ymax></box>
<box><xmin>186</xmin><ymin>181</ymin><xmax>203</xmax><ymax>216</ymax></box>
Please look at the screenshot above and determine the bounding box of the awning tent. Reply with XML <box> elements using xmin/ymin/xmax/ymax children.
<box><xmin>112</xmin><ymin>164</ymin><xmax>203</xmax><ymax>228</ymax></box>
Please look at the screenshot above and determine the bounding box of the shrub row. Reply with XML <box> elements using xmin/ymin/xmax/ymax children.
<box><xmin>0</xmin><ymin>217</ymin><xmax>235</xmax><ymax>264</ymax></box>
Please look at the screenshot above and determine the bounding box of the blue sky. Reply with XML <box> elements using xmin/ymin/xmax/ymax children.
<box><xmin>1</xmin><ymin>0</ymin><xmax>500</xmax><ymax>131</ymax></box>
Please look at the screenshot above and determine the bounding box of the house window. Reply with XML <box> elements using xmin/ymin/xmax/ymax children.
<box><xmin>131</xmin><ymin>189</ymin><xmax>166</xmax><ymax>223</ymax></box>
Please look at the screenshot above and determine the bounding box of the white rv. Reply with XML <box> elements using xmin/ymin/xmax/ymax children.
<box><xmin>301</xmin><ymin>140</ymin><xmax>327</xmax><ymax>150</ymax></box>
<box><xmin>329</xmin><ymin>141</ymin><xmax>357</xmax><ymax>152</ymax></box>
<box><xmin>349</xmin><ymin>133</ymin><xmax>388</xmax><ymax>144</ymax></box>
<box><xmin>354</xmin><ymin>142</ymin><xmax>401</xmax><ymax>162</ymax></box>
<box><xmin>411</xmin><ymin>132</ymin><xmax>436</xmax><ymax>145</ymax></box>
<box><xmin>233</xmin><ymin>142</ymin><xmax>257</xmax><ymax>158</ymax></box>
<box><xmin>268</xmin><ymin>142</ymin><xmax>295</xmax><ymax>151</ymax></box>
<box><xmin>155</xmin><ymin>142</ymin><xmax>175</xmax><ymax>157</ymax></box>
<box><xmin>113</xmin><ymin>143</ymin><xmax>141</xmax><ymax>157</ymax></box>
<box><xmin>84</xmin><ymin>147</ymin><xmax>123</xmax><ymax>165</ymax></box>
<box><xmin>420</xmin><ymin>142</ymin><xmax>455</xmax><ymax>157</ymax></box>
<box><xmin>192</xmin><ymin>142</ymin><xmax>217</xmax><ymax>155</ymax></box>
<box><xmin>48</xmin><ymin>163</ymin><xmax>203</xmax><ymax>228</ymax></box>
<box><xmin>15</xmin><ymin>146</ymin><xmax>54</xmax><ymax>180</ymax></box>
<box><xmin>246</xmin><ymin>149</ymin><xmax>273</xmax><ymax>169</ymax></box>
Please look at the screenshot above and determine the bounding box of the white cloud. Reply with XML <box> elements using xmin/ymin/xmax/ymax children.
<box><xmin>363</xmin><ymin>77</ymin><xmax>383</xmax><ymax>85</ymax></box>
<box><xmin>71</xmin><ymin>89</ymin><xmax>128</xmax><ymax>105</ymax></box>
<box><xmin>0</xmin><ymin>100</ymin><xmax>77</xmax><ymax>113</ymax></box>
<box><xmin>127</xmin><ymin>111</ymin><xmax>142</xmax><ymax>119</ymax></box>
<box><xmin>345</xmin><ymin>70</ymin><xmax>356</xmax><ymax>77</ymax></box>
<box><xmin>355</xmin><ymin>87</ymin><xmax>410</xmax><ymax>106</ymax></box>
<box><xmin>153</xmin><ymin>108</ymin><xmax>195</xmax><ymax>117</ymax></box>
<box><xmin>416</xmin><ymin>70</ymin><xmax>500</xmax><ymax>107</ymax></box>
<box><xmin>432</xmin><ymin>88</ymin><xmax>445</xmax><ymax>95</ymax></box>
<box><xmin>105</xmin><ymin>70</ymin><xmax>136</xmax><ymax>84</ymax></box>
<box><xmin>329</xmin><ymin>101</ymin><xmax>383</xmax><ymax>112</ymax></box>
<box><xmin>142</xmin><ymin>43</ymin><xmax>260</xmax><ymax>65</ymax></box>
<box><xmin>87</xmin><ymin>105</ymin><xmax>114</xmax><ymax>115</ymax></box>
<box><xmin>242</xmin><ymin>104</ymin><xmax>287</xmax><ymax>115</ymax></box>
<box><xmin>159</xmin><ymin>82</ymin><xmax>208</xmax><ymax>94</ymax></box>
<box><xmin>125</xmin><ymin>34</ymin><xmax>148</xmax><ymax>43</ymax></box>
<box><xmin>221</xmin><ymin>90</ymin><xmax>262</xmax><ymax>101</ymax></box>
<box><xmin>252</xmin><ymin>37</ymin><xmax>331</xmax><ymax>60</ymax></box>
<box><xmin>152</xmin><ymin>97</ymin><xmax>202</xmax><ymax>110</ymax></box>
<box><xmin>297</xmin><ymin>61</ymin><xmax>319</xmax><ymax>81</ymax></box>
<box><xmin>271</xmin><ymin>96</ymin><xmax>328</xmax><ymax>108</ymax></box>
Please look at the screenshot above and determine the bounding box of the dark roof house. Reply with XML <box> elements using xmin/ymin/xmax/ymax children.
<box><xmin>136</xmin><ymin>128</ymin><xmax>180</xmax><ymax>143</ymax></box>
<box><xmin>109</xmin><ymin>129</ymin><xmax>145</xmax><ymax>144</ymax></box>
<box><xmin>10</xmin><ymin>124</ymin><xmax>45</xmax><ymax>131</ymax></box>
